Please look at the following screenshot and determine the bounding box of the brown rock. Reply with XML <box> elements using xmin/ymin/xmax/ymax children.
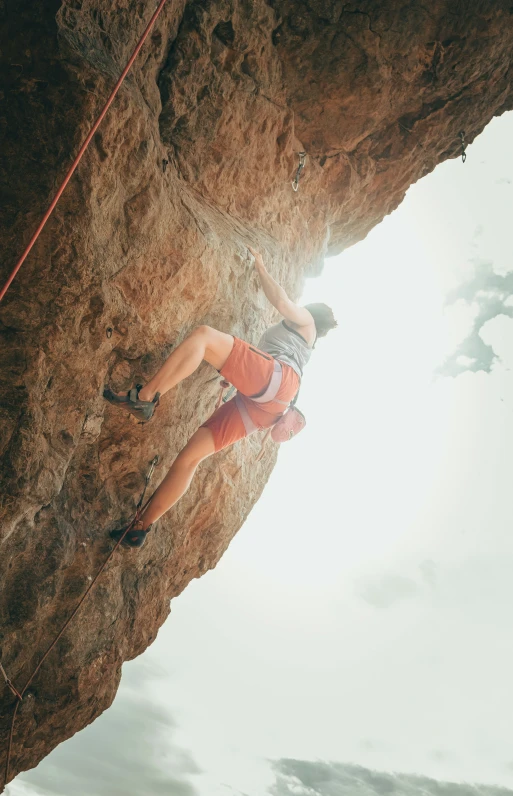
<box><xmin>1</xmin><ymin>0</ymin><xmax>512</xmax><ymax>786</ymax></box>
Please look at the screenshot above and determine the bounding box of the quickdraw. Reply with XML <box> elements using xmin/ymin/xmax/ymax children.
<box><xmin>459</xmin><ymin>130</ymin><xmax>467</xmax><ymax>163</ymax></box>
<box><xmin>292</xmin><ymin>151</ymin><xmax>307</xmax><ymax>191</ymax></box>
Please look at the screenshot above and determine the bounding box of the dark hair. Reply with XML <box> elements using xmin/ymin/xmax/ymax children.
<box><xmin>304</xmin><ymin>303</ymin><xmax>338</xmax><ymax>338</ymax></box>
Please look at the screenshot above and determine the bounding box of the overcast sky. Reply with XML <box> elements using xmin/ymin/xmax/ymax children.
<box><xmin>8</xmin><ymin>111</ymin><xmax>513</xmax><ymax>796</ymax></box>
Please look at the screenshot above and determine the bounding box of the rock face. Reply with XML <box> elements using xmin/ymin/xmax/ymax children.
<box><xmin>0</xmin><ymin>0</ymin><xmax>512</xmax><ymax>786</ymax></box>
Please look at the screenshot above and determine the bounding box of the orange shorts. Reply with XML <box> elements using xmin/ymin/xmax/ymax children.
<box><xmin>202</xmin><ymin>336</ymin><xmax>300</xmax><ymax>452</ymax></box>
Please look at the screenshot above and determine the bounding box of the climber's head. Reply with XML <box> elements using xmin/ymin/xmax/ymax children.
<box><xmin>304</xmin><ymin>303</ymin><xmax>338</xmax><ymax>338</ymax></box>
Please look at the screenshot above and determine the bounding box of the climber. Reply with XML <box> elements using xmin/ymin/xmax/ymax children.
<box><xmin>103</xmin><ymin>246</ymin><xmax>337</xmax><ymax>547</ymax></box>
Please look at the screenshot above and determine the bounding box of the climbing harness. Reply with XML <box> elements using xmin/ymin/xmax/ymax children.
<box><xmin>216</xmin><ymin>365</ymin><xmax>306</xmax><ymax>462</ymax></box>
<box><xmin>459</xmin><ymin>130</ymin><xmax>467</xmax><ymax>163</ymax></box>
<box><xmin>291</xmin><ymin>151</ymin><xmax>307</xmax><ymax>191</ymax></box>
<box><xmin>1</xmin><ymin>456</ymin><xmax>159</xmax><ymax>790</ymax></box>
<box><xmin>0</xmin><ymin>0</ymin><xmax>169</xmax><ymax>303</ymax></box>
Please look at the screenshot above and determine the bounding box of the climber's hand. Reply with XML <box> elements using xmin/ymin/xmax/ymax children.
<box><xmin>247</xmin><ymin>245</ymin><xmax>264</xmax><ymax>270</ymax></box>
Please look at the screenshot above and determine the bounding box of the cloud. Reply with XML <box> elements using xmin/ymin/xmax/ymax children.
<box><xmin>356</xmin><ymin>559</ymin><xmax>438</xmax><ymax>610</ymax></box>
<box><xmin>360</xmin><ymin>740</ymin><xmax>381</xmax><ymax>752</ymax></box>
<box><xmin>357</xmin><ymin>574</ymin><xmax>420</xmax><ymax>609</ymax></box>
<box><xmin>429</xmin><ymin>749</ymin><xmax>453</xmax><ymax>763</ymax></box>
<box><xmin>268</xmin><ymin>760</ymin><xmax>513</xmax><ymax>796</ymax></box>
<box><xmin>8</xmin><ymin>659</ymin><xmax>201</xmax><ymax>796</ymax></box>
<box><xmin>418</xmin><ymin>559</ymin><xmax>437</xmax><ymax>588</ymax></box>
<box><xmin>437</xmin><ymin>260</ymin><xmax>513</xmax><ymax>377</ymax></box>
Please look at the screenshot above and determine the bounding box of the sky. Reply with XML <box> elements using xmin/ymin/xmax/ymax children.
<box><xmin>7</xmin><ymin>111</ymin><xmax>513</xmax><ymax>796</ymax></box>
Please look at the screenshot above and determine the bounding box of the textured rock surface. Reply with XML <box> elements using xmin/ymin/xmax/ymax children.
<box><xmin>0</xmin><ymin>0</ymin><xmax>512</xmax><ymax>786</ymax></box>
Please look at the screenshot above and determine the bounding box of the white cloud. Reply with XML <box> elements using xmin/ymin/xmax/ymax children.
<box><xmin>357</xmin><ymin>574</ymin><xmax>420</xmax><ymax>609</ymax></box>
<box><xmin>9</xmin><ymin>660</ymin><xmax>201</xmax><ymax>796</ymax></box>
<box><xmin>269</xmin><ymin>760</ymin><xmax>512</xmax><ymax>796</ymax></box>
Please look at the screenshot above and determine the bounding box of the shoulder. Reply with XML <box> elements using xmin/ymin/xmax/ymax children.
<box><xmin>284</xmin><ymin>320</ymin><xmax>316</xmax><ymax>348</ymax></box>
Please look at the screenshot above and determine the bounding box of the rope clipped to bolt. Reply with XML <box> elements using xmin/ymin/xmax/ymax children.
<box><xmin>0</xmin><ymin>0</ymin><xmax>169</xmax><ymax>303</ymax></box>
<box><xmin>0</xmin><ymin>664</ymin><xmax>22</xmax><ymax>702</ymax></box>
<box><xmin>1</xmin><ymin>456</ymin><xmax>159</xmax><ymax>790</ymax></box>
<box><xmin>292</xmin><ymin>151</ymin><xmax>307</xmax><ymax>191</ymax></box>
<box><xmin>459</xmin><ymin>131</ymin><xmax>467</xmax><ymax>163</ymax></box>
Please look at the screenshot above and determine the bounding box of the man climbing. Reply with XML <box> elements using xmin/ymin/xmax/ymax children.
<box><xmin>103</xmin><ymin>246</ymin><xmax>337</xmax><ymax>547</ymax></box>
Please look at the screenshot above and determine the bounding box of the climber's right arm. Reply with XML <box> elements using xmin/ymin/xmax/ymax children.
<box><xmin>248</xmin><ymin>246</ymin><xmax>313</xmax><ymax>328</ymax></box>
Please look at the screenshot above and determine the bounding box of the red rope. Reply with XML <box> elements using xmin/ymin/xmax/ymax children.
<box><xmin>0</xmin><ymin>0</ymin><xmax>169</xmax><ymax>303</ymax></box>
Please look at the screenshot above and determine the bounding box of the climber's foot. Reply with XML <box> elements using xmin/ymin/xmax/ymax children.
<box><xmin>103</xmin><ymin>384</ymin><xmax>160</xmax><ymax>422</ymax></box>
<box><xmin>109</xmin><ymin>519</ymin><xmax>153</xmax><ymax>548</ymax></box>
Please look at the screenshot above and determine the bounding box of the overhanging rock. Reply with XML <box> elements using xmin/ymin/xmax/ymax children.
<box><xmin>1</xmin><ymin>0</ymin><xmax>512</xmax><ymax>786</ymax></box>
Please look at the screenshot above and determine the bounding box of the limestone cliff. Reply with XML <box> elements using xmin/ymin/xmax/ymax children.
<box><xmin>1</xmin><ymin>0</ymin><xmax>512</xmax><ymax>786</ymax></box>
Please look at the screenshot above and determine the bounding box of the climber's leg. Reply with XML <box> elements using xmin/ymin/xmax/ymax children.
<box><xmin>138</xmin><ymin>326</ymin><xmax>234</xmax><ymax>401</ymax></box>
<box><xmin>110</xmin><ymin>392</ymin><xmax>256</xmax><ymax>546</ymax></box>
<box><xmin>138</xmin><ymin>427</ymin><xmax>216</xmax><ymax>527</ymax></box>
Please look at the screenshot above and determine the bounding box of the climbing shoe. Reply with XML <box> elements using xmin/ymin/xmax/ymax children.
<box><xmin>109</xmin><ymin>519</ymin><xmax>153</xmax><ymax>548</ymax></box>
<box><xmin>103</xmin><ymin>384</ymin><xmax>160</xmax><ymax>422</ymax></box>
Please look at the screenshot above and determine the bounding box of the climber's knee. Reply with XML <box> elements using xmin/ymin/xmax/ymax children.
<box><xmin>184</xmin><ymin>325</ymin><xmax>234</xmax><ymax>370</ymax></box>
<box><xmin>191</xmin><ymin>324</ymin><xmax>213</xmax><ymax>341</ymax></box>
<box><xmin>193</xmin><ymin>326</ymin><xmax>234</xmax><ymax>370</ymax></box>
<box><xmin>176</xmin><ymin>427</ymin><xmax>216</xmax><ymax>469</ymax></box>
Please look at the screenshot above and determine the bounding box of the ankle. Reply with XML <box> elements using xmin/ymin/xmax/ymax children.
<box><xmin>137</xmin><ymin>385</ymin><xmax>155</xmax><ymax>402</ymax></box>
<box><xmin>136</xmin><ymin>516</ymin><xmax>153</xmax><ymax>532</ymax></box>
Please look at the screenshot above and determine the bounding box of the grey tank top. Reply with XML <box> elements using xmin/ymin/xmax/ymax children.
<box><xmin>257</xmin><ymin>321</ymin><xmax>313</xmax><ymax>378</ymax></box>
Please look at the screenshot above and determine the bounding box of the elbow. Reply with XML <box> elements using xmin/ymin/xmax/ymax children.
<box><xmin>273</xmin><ymin>290</ymin><xmax>290</xmax><ymax>317</ymax></box>
<box><xmin>275</xmin><ymin>299</ymin><xmax>289</xmax><ymax>318</ymax></box>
